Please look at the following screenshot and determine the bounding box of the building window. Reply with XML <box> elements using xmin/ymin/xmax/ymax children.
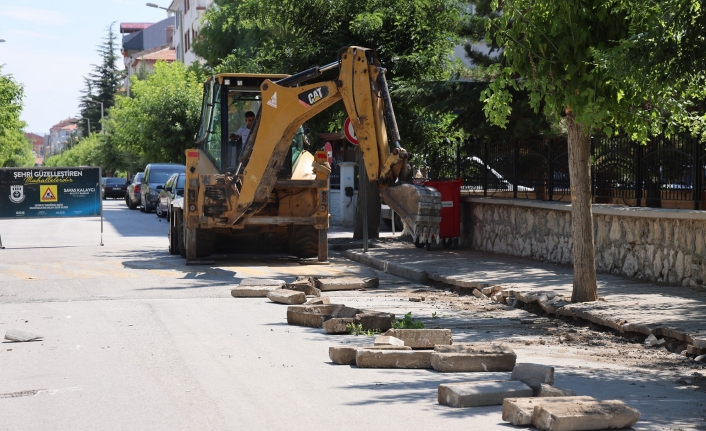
<box><xmin>185</xmin><ymin>0</ymin><xmax>190</xmax><ymax>11</ymax></box>
<box><xmin>184</xmin><ymin>30</ymin><xmax>190</xmax><ymax>52</ymax></box>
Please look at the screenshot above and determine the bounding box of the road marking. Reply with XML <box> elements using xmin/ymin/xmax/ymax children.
<box><xmin>1</xmin><ymin>269</ymin><xmax>41</xmax><ymax>280</ymax></box>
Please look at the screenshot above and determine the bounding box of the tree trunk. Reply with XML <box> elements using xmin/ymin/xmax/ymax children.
<box><xmin>353</xmin><ymin>174</ymin><xmax>381</xmax><ymax>240</ymax></box>
<box><xmin>566</xmin><ymin>114</ymin><xmax>598</xmax><ymax>302</ymax></box>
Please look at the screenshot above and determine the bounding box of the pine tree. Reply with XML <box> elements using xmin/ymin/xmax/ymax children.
<box><xmin>79</xmin><ymin>23</ymin><xmax>123</xmax><ymax>134</ymax></box>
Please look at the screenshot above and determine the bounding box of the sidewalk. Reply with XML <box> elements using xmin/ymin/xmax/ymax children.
<box><xmin>342</xmin><ymin>242</ymin><xmax>706</xmax><ymax>353</ymax></box>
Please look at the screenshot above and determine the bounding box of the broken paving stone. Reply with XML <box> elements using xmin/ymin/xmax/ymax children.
<box><xmin>355</xmin><ymin>350</ymin><xmax>433</xmax><ymax>369</ymax></box>
<box><xmin>431</xmin><ymin>343</ymin><xmax>516</xmax><ymax>372</ymax></box>
<box><xmin>409</xmin><ymin>297</ymin><xmax>421</xmax><ymax>302</ymax></box>
<box><xmin>374</xmin><ymin>335</ymin><xmax>405</xmax><ymax>346</ymax></box>
<box><xmin>383</xmin><ymin>328</ymin><xmax>452</xmax><ymax>349</ymax></box>
<box><xmin>286</xmin><ymin>279</ymin><xmax>321</xmax><ymax>297</ymax></box>
<box><xmin>644</xmin><ymin>334</ymin><xmax>666</xmax><ymax>348</ymax></box>
<box><xmin>315</xmin><ymin>277</ymin><xmax>379</xmax><ymax>292</ymax></box>
<box><xmin>511</xmin><ymin>363</ymin><xmax>555</xmax><ymax>395</ymax></box>
<box><xmin>533</xmin><ymin>399</ymin><xmax>640</xmax><ymax>431</ymax></box>
<box><xmin>482</xmin><ymin>287</ymin><xmax>494</xmax><ymax>296</ymax></box>
<box><xmin>503</xmin><ymin>396</ymin><xmax>595</xmax><ymax>426</ymax></box>
<box><xmin>4</xmin><ymin>329</ymin><xmax>43</xmax><ymax>342</ymax></box>
<box><xmin>239</xmin><ymin>278</ymin><xmax>286</xmax><ymax>287</ymax></box>
<box><xmin>231</xmin><ymin>285</ymin><xmax>281</xmax><ymax>298</ymax></box>
<box><xmin>323</xmin><ymin>317</ymin><xmax>358</xmax><ymax>334</ymax></box>
<box><xmin>695</xmin><ymin>354</ymin><xmax>706</xmax><ymax>362</ymax></box>
<box><xmin>305</xmin><ymin>297</ymin><xmax>331</xmax><ymax>305</ymax></box>
<box><xmin>357</xmin><ymin>312</ymin><xmax>394</xmax><ymax>332</ymax></box>
<box><xmin>472</xmin><ymin>289</ymin><xmax>485</xmax><ymax>299</ymax></box>
<box><xmin>687</xmin><ymin>345</ymin><xmax>706</xmax><ymax>356</ymax></box>
<box><xmin>267</xmin><ymin>289</ymin><xmax>306</xmax><ymax>305</ymax></box>
<box><xmin>329</xmin><ymin>345</ymin><xmax>413</xmax><ymax>365</ymax></box>
<box><xmin>438</xmin><ymin>380</ymin><xmax>533</xmax><ymax>408</ymax></box>
<box><xmin>287</xmin><ymin>305</ymin><xmax>343</xmax><ymax>328</ymax></box>
<box><xmin>538</xmin><ymin>384</ymin><xmax>576</xmax><ymax>397</ymax></box>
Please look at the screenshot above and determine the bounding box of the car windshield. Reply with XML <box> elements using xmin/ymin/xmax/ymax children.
<box><xmin>176</xmin><ymin>174</ymin><xmax>185</xmax><ymax>189</ymax></box>
<box><xmin>150</xmin><ymin>170</ymin><xmax>180</xmax><ymax>183</ymax></box>
<box><xmin>106</xmin><ymin>178</ymin><xmax>125</xmax><ymax>185</ymax></box>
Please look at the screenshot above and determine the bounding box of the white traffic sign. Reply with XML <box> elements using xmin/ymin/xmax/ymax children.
<box><xmin>343</xmin><ymin>117</ymin><xmax>358</xmax><ymax>145</ymax></box>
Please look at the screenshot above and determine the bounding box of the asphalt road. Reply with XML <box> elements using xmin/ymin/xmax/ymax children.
<box><xmin>1</xmin><ymin>200</ymin><xmax>705</xmax><ymax>430</ymax></box>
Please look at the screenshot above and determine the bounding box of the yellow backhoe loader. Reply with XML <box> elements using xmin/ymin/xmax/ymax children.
<box><xmin>168</xmin><ymin>46</ymin><xmax>441</xmax><ymax>261</ymax></box>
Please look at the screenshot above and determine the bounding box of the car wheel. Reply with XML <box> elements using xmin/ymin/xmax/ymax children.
<box><xmin>441</xmin><ymin>238</ymin><xmax>453</xmax><ymax>248</ymax></box>
<box><xmin>140</xmin><ymin>196</ymin><xmax>146</xmax><ymax>212</ymax></box>
<box><xmin>156</xmin><ymin>206</ymin><xmax>165</xmax><ymax>218</ymax></box>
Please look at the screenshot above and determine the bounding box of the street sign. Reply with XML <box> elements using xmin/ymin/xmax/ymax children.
<box><xmin>343</xmin><ymin>117</ymin><xmax>358</xmax><ymax>145</ymax></box>
<box><xmin>0</xmin><ymin>167</ymin><xmax>102</xmax><ymax>219</ymax></box>
<box><xmin>323</xmin><ymin>142</ymin><xmax>333</xmax><ymax>164</ymax></box>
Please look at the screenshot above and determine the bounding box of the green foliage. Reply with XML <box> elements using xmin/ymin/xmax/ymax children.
<box><xmin>106</xmin><ymin>61</ymin><xmax>203</xmax><ymax>163</ymax></box>
<box><xmin>0</xmin><ymin>68</ymin><xmax>33</xmax><ymax>167</ymax></box>
<box><xmin>44</xmin><ymin>133</ymin><xmax>101</xmax><ymax>168</ymax></box>
<box><xmin>79</xmin><ymin>23</ymin><xmax>123</xmax><ymax>136</ymax></box>
<box><xmin>194</xmin><ymin>0</ymin><xmax>462</xmax><ymax>149</ymax></box>
<box><xmin>346</xmin><ymin>323</ymin><xmax>381</xmax><ymax>336</ymax></box>
<box><xmin>392</xmin><ymin>312</ymin><xmax>425</xmax><ymax>329</ymax></box>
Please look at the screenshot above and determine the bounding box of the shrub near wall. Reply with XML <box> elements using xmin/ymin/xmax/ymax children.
<box><xmin>469</xmin><ymin>200</ymin><xmax>706</xmax><ymax>287</ymax></box>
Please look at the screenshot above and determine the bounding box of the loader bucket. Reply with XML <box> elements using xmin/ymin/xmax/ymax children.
<box><xmin>381</xmin><ymin>183</ymin><xmax>442</xmax><ymax>243</ymax></box>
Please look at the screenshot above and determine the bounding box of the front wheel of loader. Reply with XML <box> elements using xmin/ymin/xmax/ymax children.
<box><xmin>185</xmin><ymin>225</ymin><xmax>215</xmax><ymax>260</ymax></box>
<box><xmin>289</xmin><ymin>225</ymin><xmax>319</xmax><ymax>259</ymax></box>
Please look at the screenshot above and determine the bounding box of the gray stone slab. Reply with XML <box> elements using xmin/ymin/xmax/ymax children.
<box><xmin>357</xmin><ymin>312</ymin><xmax>394</xmax><ymax>332</ymax></box>
<box><xmin>383</xmin><ymin>328</ymin><xmax>452</xmax><ymax>349</ymax></box>
<box><xmin>267</xmin><ymin>289</ymin><xmax>306</xmax><ymax>305</ymax></box>
<box><xmin>438</xmin><ymin>380</ymin><xmax>533</xmax><ymax>407</ymax></box>
<box><xmin>329</xmin><ymin>346</ymin><xmax>357</xmax><ymax>365</ymax></box>
<box><xmin>431</xmin><ymin>345</ymin><xmax>516</xmax><ymax>372</ymax></box>
<box><xmin>4</xmin><ymin>329</ymin><xmax>43</xmax><ymax>342</ymax></box>
<box><xmin>374</xmin><ymin>335</ymin><xmax>404</xmax><ymax>346</ymax></box>
<box><xmin>355</xmin><ymin>349</ymin><xmax>433</xmax><ymax>369</ymax></box>
<box><xmin>305</xmin><ymin>297</ymin><xmax>331</xmax><ymax>305</ymax></box>
<box><xmin>502</xmin><ymin>396</ymin><xmax>595</xmax><ymax>426</ymax></box>
<box><xmin>286</xmin><ymin>279</ymin><xmax>321</xmax><ymax>297</ymax></box>
<box><xmin>286</xmin><ymin>304</ymin><xmax>343</xmax><ymax>328</ymax></box>
<box><xmin>239</xmin><ymin>278</ymin><xmax>286</xmax><ymax>287</ymax></box>
<box><xmin>512</xmin><ymin>363</ymin><xmax>555</xmax><ymax>394</ymax></box>
<box><xmin>315</xmin><ymin>277</ymin><xmax>379</xmax><ymax>291</ymax></box>
<box><xmin>533</xmin><ymin>399</ymin><xmax>641</xmax><ymax>431</ymax></box>
<box><xmin>323</xmin><ymin>317</ymin><xmax>357</xmax><ymax>334</ymax></box>
<box><xmin>538</xmin><ymin>384</ymin><xmax>576</xmax><ymax>397</ymax></box>
<box><xmin>231</xmin><ymin>285</ymin><xmax>280</xmax><ymax>298</ymax></box>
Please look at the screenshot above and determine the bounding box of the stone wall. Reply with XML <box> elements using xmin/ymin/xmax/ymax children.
<box><xmin>466</xmin><ymin>198</ymin><xmax>706</xmax><ymax>287</ymax></box>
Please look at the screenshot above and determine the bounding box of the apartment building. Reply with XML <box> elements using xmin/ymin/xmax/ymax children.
<box><xmin>168</xmin><ymin>0</ymin><xmax>212</xmax><ymax>66</ymax></box>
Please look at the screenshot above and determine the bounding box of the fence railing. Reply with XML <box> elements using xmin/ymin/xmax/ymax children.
<box><xmin>424</xmin><ymin>135</ymin><xmax>706</xmax><ymax>210</ymax></box>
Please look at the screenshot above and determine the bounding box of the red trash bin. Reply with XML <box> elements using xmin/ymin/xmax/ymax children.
<box><xmin>421</xmin><ymin>179</ymin><xmax>463</xmax><ymax>248</ymax></box>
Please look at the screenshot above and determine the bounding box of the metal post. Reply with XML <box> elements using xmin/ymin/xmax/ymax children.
<box><xmin>513</xmin><ymin>139</ymin><xmax>519</xmax><ymax>199</ymax></box>
<box><xmin>99</xmin><ymin>167</ymin><xmax>104</xmax><ymax>246</ymax></box>
<box><xmin>0</xmin><ymin>232</ymin><xmax>5</xmax><ymax>249</ymax></box>
<box><xmin>482</xmin><ymin>141</ymin><xmax>488</xmax><ymax>197</ymax></box>
<box><xmin>693</xmin><ymin>136</ymin><xmax>702</xmax><ymax>210</ymax></box>
<box><xmin>359</xmin><ymin>147</ymin><xmax>368</xmax><ymax>252</ymax></box>
<box><xmin>635</xmin><ymin>139</ymin><xmax>644</xmax><ymax>207</ymax></box>
<box><xmin>391</xmin><ymin>210</ymin><xmax>396</xmax><ymax>235</ymax></box>
<box><xmin>548</xmin><ymin>139</ymin><xmax>554</xmax><ymax>201</ymax></box>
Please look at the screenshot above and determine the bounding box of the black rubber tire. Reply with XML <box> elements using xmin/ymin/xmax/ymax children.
<box><xmin>442</xmin><ymin>238</ymin><xmax>453</xmax><ymax>248</ymax></box>
<box><xmin>414</xmin><ymin>237</ymin><xmax>425</xmax><ymax>249</ymax></box>
<box><xmin>168</xmin><ymin>213</ymin><xmax>179</xmax><ymax>255</ymax></box>
<box><xmin>383</xmin><ymin>214</ymin><xmax>404</xmax><ymax>231</ymax></box>
<box><xmin>176</xmin><ymin>211</ymin><xmax>186</xmax><ymax>257</ymax></box>
<box><xmin>156</xmin><ymin>206</ymin><xmax>166</xmax><ymax>218</ymax></box>
<box><xmin>128</xmin><ymin>197</ymin><xmax>137</xmax><ymax>210</ymax></box>
<box><xmin>140</xmin><ymin>196</ymin><xmax>146</xmax><ymax>212</ymax></box>
<box><xmin>289</xmin><ymin>225</ymin><xmax>319</xmax><ymax>259</ymax></box>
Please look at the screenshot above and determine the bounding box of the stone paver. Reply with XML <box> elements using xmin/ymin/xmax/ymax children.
<box><xmin>315</xmin><ymin>277</ymin><xmax>379</xmax><ymax>291</ymax></box>
<box><xmin>355</xmin><ymin>349</ymin><xmax>433</xmax><ymax>369</ymax></box>
<box><xmin>431</xmin><ymin>344</ymin><xmax>516</xmax><ymax>372</ymax></box>
<box><xmin>502</xmin><ymin>397</ymin><xmax>595</xmax><ymax>426</ymax></box>
<box><xmin>438</xmin><ymin>380</ymin><xmax>533</xmax><ymax>407</ymax></box>
<box><xmin>267</xmin><ymin>289</ymin><xmax>306</xmax><ymax>305</ymax></box>
<box><xmin>533</xmin><ymin>399</ymin><xmax>640</xmax><ymax>431</ymax></box>
<box><xmin>345</xmin><ymin>247</ymin><xmax>706</xmax><ymax>351</ymax></box>
<box><xmin>373</xmin><ymin>335</ymin><xmax>404</xmax><ymax>346</ymax></box>
<box><xmin>511</xmin><ymin>363</ymin><xmax>555</xmax><ymax>394</ymax></box>
<box><xmin>383</xmin><ymin>328</ymin><xmax>452</xmax><ymax>349</ymax></box>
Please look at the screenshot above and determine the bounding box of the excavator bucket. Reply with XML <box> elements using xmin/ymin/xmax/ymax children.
<box><xmin>381</xmin><ymin>184</ymin><xmax>442</xmax><ymax>243</ymax></box>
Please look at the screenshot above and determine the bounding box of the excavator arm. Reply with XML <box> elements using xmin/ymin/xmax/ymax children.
<box><xmin>233</xmin><ymin>46</ymin><xmax>442</xmax><ymax>241</ymax></box>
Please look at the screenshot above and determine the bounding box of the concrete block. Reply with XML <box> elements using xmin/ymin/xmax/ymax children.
<box><xmin>362</xmin><ymin>346</ymin><xmax>412</xmax><ymax>351</ymax></box>
<box><xmin>533</xmin><ymin>399</ymin><xmax>640</xmax><ymax>431</ymax></box>
<box><xmin>503</xmin><ymin>396</ymin><xmax>595</xmax><ymax>426</ymax></box>
<box><xmin>472</xmin><ymin>289</ymin><xmax>485</xmax><ymax>299</ymax></box>
<box><xmin>438</xmin><ymin>380</ymin><xmax>533</xmax><ymax>407</ymax></box>
<box><xmin>482</xmin><ymin>287</ymin><xmax>494</xmax><ymax>295</ymax></box>
<box><xmin>267</xmin><ymin>289</ymin><xmax>306</xmax><ymax>304</ymax></box>
<box><xmin>4</xmin><ymin>329</ymin><xmax>43</xmax><ymax>342</ymax></box>
<box><xmin>538</xmin><ymin>384</ymin><xmax>576</xmax><ymax>397</ymax></box>
<box><xmin>383</xmin><ymin>328</ymin><xmax>452</xmax><ymax>349</ymax></box>
<box><xmin>695</xmin><ymin>354</ymin><xmax>706</xmax><ymax>362</ymax></box>
<box><xmin>239</xmin><ymin>278</ymin><xmax>286</xmax><ymax>287</ymax></box>
<box><xmin>287</xmin><ymin>304</ymin><xmax>342</xmax><ymax>328</ymax></box>
<box><xmin>286</xmin><ymin>279</ymin><xmax>321</xmax><ymax>297</ymax></box>
<box><xmin>512</xmin><ymin>363</ymin><xmax>555</xmax><ymax>394</ymax></box>
<box><xmin>231</xmin><ymin>285</ymin><xmax>280</xmax><ymax>297</ymax></box>
<box><xmin>374</xmin><ymin>335</ymin><xmax>404</xmax><ymax>346</ymax></box>
<box><xmin>357</xmin><ymin>312</ymin><xmax>394</xmax><ymax>332</ymax></box>
<box><xmin>431</xmin><ymin>344</ymin><xmax>517</xmax><ymax>372</ymax></box>
<box><xmin>645</xmin><ymin>333</ymin><xmax>666</xmax><ymax>347</ymax></box>
<box><xmin>687</xmin><ymin>345</ymin><xmax>706</xmax><ymax>355</ymax></box>
<box><xmin>329</xmin><ymin>346</ymin><xmax>357</xmax><ymax>365</ymax></box>
<box><xmin>305</xmin><ymin>297</ymin><xmax>331</xmax><ymax>305</ymax></box>
<box><xmin>333</xmin><ymin>305</ymin><xmax>363</xmax><ymax>318</ymax></box>
<box><xmin>693</xmin><ymin>337</ymin><xmax>706</xmax><ymax>349</ymax></box>
<box><xmin>355</xmin><ymin>350</ymin><xmax>433</xmax><ymax>369</ymax></box>
<box><xmin>315</xmin><ymin>277</ymin><xmax>379</xmax><ymax>291</ymax></box>
<box><xmin>323</xmin><ymin>317</ymin><xmax>357</xmax><ymax>334</ymax></box>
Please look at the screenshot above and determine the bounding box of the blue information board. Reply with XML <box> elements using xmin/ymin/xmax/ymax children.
<box><xmin>0</xmin><ymin>167</ymin><xmax>102</xmax><ymax>219</ymax></box>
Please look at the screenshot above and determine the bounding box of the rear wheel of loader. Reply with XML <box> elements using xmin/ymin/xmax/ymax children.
<box><xmin>289</xmin><ymin>225</ymin><xmax>319</xmax><ymax>259</ymax></box>
<box><xmin>175</xmin><ymin>210</ymin><xmax>186</xmax><ymax>257</ymax></box>
<box><xmin>184</xmin><ymin>225</ymin><xmax>215</xmax><ymax>260</ymax></box>
<box><xmin>168</xmin><ymin>210</ymin><xmax>179</xmax><ymax>255</ymax></box>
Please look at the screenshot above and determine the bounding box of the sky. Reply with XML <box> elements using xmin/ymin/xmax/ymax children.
<box><xmin>0</xmin><ymin>1</ymin><xmax>171</xmax><ymax>135</ymax></box>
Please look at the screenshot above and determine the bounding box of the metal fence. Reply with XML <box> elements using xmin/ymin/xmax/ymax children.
<box><xmin>423</xmin><ymin>134</ymin><xmax>706</xmax><ymax>210</ymax></box>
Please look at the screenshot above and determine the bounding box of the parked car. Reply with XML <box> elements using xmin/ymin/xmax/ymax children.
<box><xmin>125</xmin><ymin>172</ymin><xmax>144</xmax><ymax>210</ymax></box>
<box><xmin>101</xmin><ymin>177</ymin><xmax>129</xmax><ymax>199</ymax></box>
<box><xmin>156</xmin><ymin>172</ymin><xmax>185</xmax><ymax>218</ymax></box>
<box><xmin>141</xmin><ymin>163</ymin><xmax>186</xmax><ymax>213</ymax></box>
